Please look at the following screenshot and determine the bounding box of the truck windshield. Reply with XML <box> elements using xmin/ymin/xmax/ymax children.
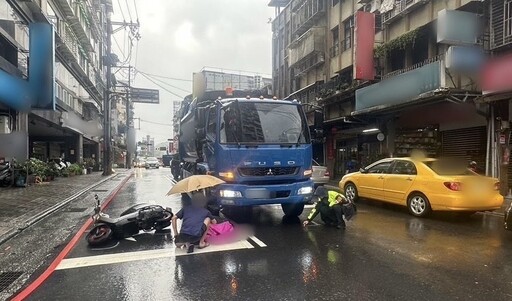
<box><xmin>219</xmin><ymin>102</ymin><xmax>309</xmax><ymax>145</ymax></box>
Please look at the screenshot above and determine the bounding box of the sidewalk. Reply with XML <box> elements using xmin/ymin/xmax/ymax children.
<box><xmin>0</xmin><ymin>170</ymin><xmax>133</xmax><ymax>245</ymax></box>
<box><xmin>323</xmin><ymin>180</ymin><xmax>511</xmax><ymax>216</ymax></box>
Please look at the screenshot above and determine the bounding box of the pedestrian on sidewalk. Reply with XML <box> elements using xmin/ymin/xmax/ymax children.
<box><xmin>303</xmin><ymin>186</ymin><xmax>347</xmax><ymax>230</ymax></box>
<box><xmin>172</xmin><ymin>189</ymin><xmax>217</xmax><ymax>253</ymax></box>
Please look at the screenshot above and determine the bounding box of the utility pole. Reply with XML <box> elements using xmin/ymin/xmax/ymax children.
<box><xmin>126</xmin><ymin>65</ymin><xmax>132</xmax><ymax>169</ymax></box>
<box><xmin>103</xmin><ymin>14</ymin><xmax>113</xmax><ymax>176</ymax></box>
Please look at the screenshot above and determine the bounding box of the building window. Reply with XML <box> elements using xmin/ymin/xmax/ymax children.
<box><xmin>375</xmin><ymin>14</ymin><xmax>382</xmax><ymax>33</ymax></box>
<box><xmin>332</xmin><ymin>0</ymin><xmax>340</xmax><ymax>6</ymax></box>
<box><xmin>330</xmin><ymin>26</ymin><xmax>339</xmax><ymax>58</ymax></box>
<box><xmin>343</xmin><ymin>17</ymin><xmax>353</xmax><ymax>51</ymax></box>
<box><xmin>505</xmin><ymin>0</ymin><xmax>512</xmax><ymax>38</ymax></box>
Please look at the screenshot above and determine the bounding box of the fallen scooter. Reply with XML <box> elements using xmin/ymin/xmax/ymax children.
<box><xmin>86</xmin><ymin>194</ymin><xmax>174</xmax><ymax>246</ymax></box>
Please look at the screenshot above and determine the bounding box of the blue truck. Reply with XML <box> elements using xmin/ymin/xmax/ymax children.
<box><xmin>178</xmin><ymin>89</ymin><xmax>322</xmax><ymax>217</ymax></box>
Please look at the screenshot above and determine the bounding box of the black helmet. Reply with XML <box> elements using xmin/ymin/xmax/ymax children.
<box><xmin>313</xmin><ymin>186</ymin><xmax>328</xmax><ymax>198</ymax></box>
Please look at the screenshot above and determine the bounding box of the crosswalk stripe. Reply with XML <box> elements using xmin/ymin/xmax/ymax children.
<box><xmin>56</xmin><ymin>238</ymin><xmax>264</xmax><ymax>270</ymax></box>
<box><xmin>249</xmin><ymin>236</ymin><xmax>267</xmax><ymax>247</ymax></box>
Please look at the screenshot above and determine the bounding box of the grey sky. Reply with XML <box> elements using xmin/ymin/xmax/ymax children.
<box><xmin>113</xmin><ymin>0</ymin><xmax>275</xmax><ymax>145</ymax></box>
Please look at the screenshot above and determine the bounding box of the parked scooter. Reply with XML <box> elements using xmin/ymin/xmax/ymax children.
<box><xmin>86</xmin><ymin>194</ymin><xmax>174</xmax><ymax>246</ymax></box>
<box><xmin>505</xmin><ymin>202</ymin><xmax>512</xmax><ymax>231</ymax></box>
<box><xmin>0</xmin><ymin>162</ymin><xmax>13</xmax><ymax>187</ymax></box>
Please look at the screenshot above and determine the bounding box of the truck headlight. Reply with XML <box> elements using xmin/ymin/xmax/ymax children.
<box><xmin>219</xmin><ymin>190</ymin><xmax>242</xmax><ymax>198</ymax></box>
<box><xmin>219</xmin><ymin>171</ymin><xmax>235</xmax><ymax>179</ymax></box>
<box><xmin>298</xmin><ymin>186</ymin><xmax>313</xmax><ymax>195</ymax></box>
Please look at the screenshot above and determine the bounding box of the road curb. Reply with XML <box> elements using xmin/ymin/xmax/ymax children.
<box><xmin>0</xmin><ymin>172</ymin><xmax>131</xmax><ymax>246</ymax></box>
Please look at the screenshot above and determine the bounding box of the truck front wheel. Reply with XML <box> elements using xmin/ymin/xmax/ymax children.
<box><xmin>282</xmin><ymin>203</ymin><xmax>305</xmax><ymax>217</ymax></box>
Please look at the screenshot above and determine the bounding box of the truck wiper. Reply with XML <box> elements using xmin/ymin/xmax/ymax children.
<box><xmin>233</xmin><ymin>134</ymin><xmax>241</xmax><ymax>148</ymax></box>
<box><xmin>296</xmin><ymin>127</ymin><xmax>304</xmax><ymax>147</ymax></box>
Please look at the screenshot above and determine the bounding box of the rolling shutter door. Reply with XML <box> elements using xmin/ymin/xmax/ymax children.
<box><xmin>441</xmin><ymin>126</ymin><xmax>486</xmax><ymax>166</ymax></box>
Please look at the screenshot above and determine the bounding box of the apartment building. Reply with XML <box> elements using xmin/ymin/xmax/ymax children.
<box><xmin>0</xmin><ymin>0</ymin><xmax>112</xmax><ymax>167</ymax></box>
<box><xmin>271</xmin><ymin>0</ymin><xmax>494</xmax><ymax>185</ymax></box>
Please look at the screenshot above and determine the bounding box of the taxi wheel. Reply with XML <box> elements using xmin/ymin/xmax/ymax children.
<box><xmin>407</xmin><ymin>193</ymin><xmax>431</xmax><ymax>217</ymax></box>
<box><xmin>344</xmin><ymin>183</ymin><xmax>359</xmax><ymax>203</ymax></box>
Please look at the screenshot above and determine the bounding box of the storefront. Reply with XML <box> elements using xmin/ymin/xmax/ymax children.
<box><xmin>480</xmin><ymin>54</ymin><xmax>512</xmax><ymax>193</ymax></box>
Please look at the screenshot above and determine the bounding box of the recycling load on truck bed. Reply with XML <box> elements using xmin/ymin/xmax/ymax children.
<box><xmin>176</xmin><ymin>76</ymin><xmax>323</xmax><ymax>217</ymax></box>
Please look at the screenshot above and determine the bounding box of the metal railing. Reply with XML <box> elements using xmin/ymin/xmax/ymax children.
<box><xmin>382</xmin><ymin>54</ymin><xmax>444</xmax><ymax>80</ymax></box>
<box><xmin>382</xmin><ymin>0</ymin><xmax>427</xmax><ymax>24</ymax></box>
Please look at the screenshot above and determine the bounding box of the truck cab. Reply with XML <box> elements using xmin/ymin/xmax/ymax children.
<box><xmin>179</xmin><ymin>94</ymin><xmax>321</xmax><ymax>217</ymax></box>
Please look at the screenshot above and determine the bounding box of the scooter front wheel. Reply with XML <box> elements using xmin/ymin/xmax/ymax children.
<box><xmin>86</xmin><ymin>224</ymin><xmax>113</xmax><ymax>246</ymax></box>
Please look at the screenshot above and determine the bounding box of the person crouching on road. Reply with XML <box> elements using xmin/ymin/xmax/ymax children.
<box><xmin>172</xmin><ymin>189</ymin><xmax>217</xmax><ymax>253</ymax></box>
<box><xmin>303</xmin><ymin>186</ymin><xmax>346</xmax><ymax>230</ymax></box>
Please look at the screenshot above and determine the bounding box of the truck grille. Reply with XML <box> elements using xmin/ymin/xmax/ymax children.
<box><xmin>238</xmin><ymin>167</ymin><xmax>298</xmax><ymax>177</ymax></box>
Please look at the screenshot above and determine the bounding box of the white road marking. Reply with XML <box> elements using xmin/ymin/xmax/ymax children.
<box><xmin>124</xmin><ymin>237</ymin><xmax>137</xmax><ymax>242</ymax></box>
<box><xmin>304</xmin><ymin>204</ymin><xmax>315</xmax><ymax>209</ymax></box>
<box><xmin>249</xmin><ymin>236</ymin><xmax>267</xmax><ymax>247</ymax></box>
<box><xmin>57</xmin><ymin>238</ymin><xmax>264</xmax><ymax>270</ymax></box>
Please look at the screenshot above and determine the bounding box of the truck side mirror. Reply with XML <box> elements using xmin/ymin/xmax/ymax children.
<box><xmin>314</xmin><ymin>128</ymin><xmax>323</xmax><ymax>138</ymax></box>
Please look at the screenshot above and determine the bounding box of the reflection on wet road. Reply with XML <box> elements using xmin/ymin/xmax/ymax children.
<box><xmin>28</xmin><ymin>168</ymin><xmax>512</xmax><ymax>300</ymax></box>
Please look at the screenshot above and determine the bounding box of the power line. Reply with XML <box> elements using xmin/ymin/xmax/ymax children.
<box><xmin>141</xmin><ymin>72</ymin><xmax>191</xmax><ymax>93</ymax></box>
<box><xmin>139</xmin><ymin>119</ymin><xmax>172</xmax><ymax>126</ymax></box>
<box><xmin>116</xmin><ymin>0</ymin><xmax>126</xmax><ymax>21</ymax></box>
<box><xmin>133</xmin><ymin>38</ymin><xmax>139</xmax><ymax>74</ymax></box>
<box><xmin>140</xmin><ymin>72</ymin><xmax>185</xmax><ymax>99</ymax></box>
<box><xmin>124</xmin><ymin>0</ymin><xmax>133</xmax><ymax>22</ymax></box>
<box><xmin>135</xmin><ymin>69</ymin><xmax>192</xmax><ymax>82</ymax></box>
<box><xmin>133</xmin><ymin>0</ymin><xmax>139</xmax><ymax>22</ymax></box>
<box><xmin>112</xmin><ymin>34</ymin><xmax>126</xmax><ymax>59</ymax></box>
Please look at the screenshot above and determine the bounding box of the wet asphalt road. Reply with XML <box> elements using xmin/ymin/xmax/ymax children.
<box><xmin>25</xmin><ymin>168</ymin><xmax>512</xmax><ymax>300</ymax></box>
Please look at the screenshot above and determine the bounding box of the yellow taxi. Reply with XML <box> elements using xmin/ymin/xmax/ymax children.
<box><xmin>339</xmin><ymin>157</ymin><xmax>503</xmax><ymax>217</ymax></box>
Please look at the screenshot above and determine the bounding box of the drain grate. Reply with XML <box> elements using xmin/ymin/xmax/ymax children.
<box><xmin>0</xmin><ymin>271</ymin><xmax>23</xmax><ymax>293</ymax></box>
<box><xmin>62</xmin><ymin>207</ymin><xmax>88</xmax><ymax>212</ymax></box>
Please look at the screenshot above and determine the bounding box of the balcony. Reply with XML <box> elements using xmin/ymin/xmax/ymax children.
<box><xmin>293</xmin><ymin>52</ymin><xmax>325</xmax><ymax>77</ymax></box>
<box><xmin>289</xmin><ymin>27</ymin><xmax>326</xmax><ymax>67</ymax></box>
<box><xmin>55</xmin><ymin>23</ymin><xmax>80</xmax><ymax>63</ymax></box>
<box><xmin>291</xmin><ymin>0</ymin><xmax>326</xmax><ymax>37</ymax></box>
<box><xmin>354</xmin><ymin>59</ymin><xmax>445</xmax><ymax>113</ymax></box>
<box><xmin>54</xmin><ymin>0</ymin><xmax>95</xmax><ymax>52</ymax></box>
<box><xmin>382</xmin><ymin>0</ymin><xmax>428</xmax><ymax>25</ymax></box>
<box><xmin>54</xmin><ymin>0</ymin><xmax>75</xmax><ymax>17</ymax></box>
<box><xmin>55</xmin><ymin>27</ymin><xmax>103</xmax><ymax>107</ymax></box>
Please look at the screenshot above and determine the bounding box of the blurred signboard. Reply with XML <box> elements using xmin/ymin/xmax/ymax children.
<box><xmin>355</xmin><ymin>61</ymin><xmax>443</xmax><ymax>112</ymax></box>
<box><xmin>131</xmin><ymin>88</ymin><xmax>159</xmax><ymax>104</ymax></box>
<box><xmin>481</xmin><ymin>54</ymin><xmax>512</xmax><ymax>95</ymax></box>
<box><xmin>445</xmin><ymin>46</ymin><xmax>485</xmax><ymax>73</ymax></box>
<box><xmin>437</xmin><ymin>9</ymin><xmax>479</xmax><ymax>46</ymax></box>
<box><xmin>353</xmin><ymin>11</ymin><xmax>375</xmax><ymax>80</ymax></box>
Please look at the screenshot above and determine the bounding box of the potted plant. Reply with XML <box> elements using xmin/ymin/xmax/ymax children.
<box><xmin>84</xmin><ymin>158</ymin><xmax>95</xmax><ymax>174</ymax></box>
<box><xmin>67</xmin><ymin>163</ymin><xmax>83</xmax><ymax>176</ymax></box>
<box><xmin>46</xmin><ymin>162</ymin><xmax>60</xmax><ymax>181</ymax></box>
